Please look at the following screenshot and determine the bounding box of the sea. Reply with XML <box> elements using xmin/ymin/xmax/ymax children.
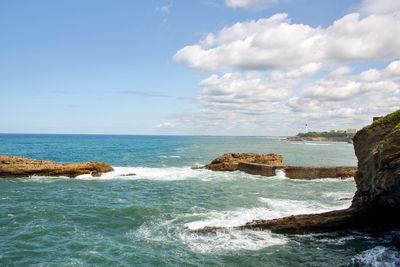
<box><xmin>0</xmin><ymin>134</ymin><xmax>399</xmax><ymax>266</ymax></box>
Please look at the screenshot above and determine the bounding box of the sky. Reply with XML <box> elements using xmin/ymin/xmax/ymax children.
<box><xmin>1</xmin><ymin>0</ymin><xmax>399</xmax><ymax>136</ymax></box>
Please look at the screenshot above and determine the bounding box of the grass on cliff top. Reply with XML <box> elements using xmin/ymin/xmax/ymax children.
<box><xmin>297</xmin><ymin>131</ymin><xmax>354</xmax><ymax>139</ymax></box>
<box><xmin>355</xmin><ymin>109</ymin><xmax>400</xmax><ymax>139</ymax></box>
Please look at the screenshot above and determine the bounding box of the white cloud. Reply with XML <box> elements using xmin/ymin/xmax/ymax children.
<box><xmin>156</xmin><ymin>2</ymin><xmax>173</xmax><ymax>13</ymax></box>
<box><xmin>156</xmin><ymin>122</ymin><xmax>174</xmax><ymax>128</ymax></box>
<box><xmin>286</xmin><ymin>61</ymin><xmax>400</xmax><ymax>128</ymax></box>
<box><xmin>301</xmin><ymin>61</ymin><xmax>400</xmax><ymax>102</ymax></box>
<box><xmin>168</xmin><ymin>61</ymin><xmax>400</xmax><ymax>135</ymax></box>
<box><xmin>360</xmin><ymin>0</ymin><xmax>400</xmax><ymax>15</ymax></box>
<box><xmin>174</xmin><ymin>12</ymin><xmax>400</xmax><ymax>71</ymax></box>
<box><xmin>197</xmin><ymin>63</ymin><xmax>320</xmax><ymax>108</ymax></box>
<box><xmin>170</xmin><ymin>5</ymin><xmax>400</xmax><ymax>135</ymax></box>
<box><xmin>302</xmin><ymin>80</ymin><xmax>362</xmax><ymax>101</ymax></box>
<box><xmin>226</xmin><ymin>0</ymin><xmax>278</xmax><ymax>9</ymax></box>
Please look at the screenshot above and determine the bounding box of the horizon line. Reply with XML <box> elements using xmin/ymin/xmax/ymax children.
<box><xmin>0</xmin><ymin>132</ymin><xmax>290</xmax><ymax>138</ymax></box>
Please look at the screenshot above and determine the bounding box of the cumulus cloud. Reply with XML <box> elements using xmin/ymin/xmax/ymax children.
<box><xmin>174</xmin><ymin>12</ymin><xmax>400</xmax><ymax>71</ymax></box>
<box><xmin>197</xmin><ymin>63</ymin><xmax>320</xmax><ymax>108</ymax></box>
<box><xmin>301</xmin><ymin>61</ymin><xmax>400</xmax><ymax>101</ymax></box>
<box><xmin>286</xmin><ymin>61</ymin><xmax>400</xmax><ymax>131</ymax></box>
<box><xmin>170</xmin><ymin>5</ymin><xmax>400</xmax><ymax>135</ymax></box>
<box><xmin>226</xmin><ymin>0</ymin><xmax>278</xmax><ymax>9</ymax></box>
<box><xmin>360</xmin><ymin>0</ymin><xmax>400</xmax><ymax>15</ymax></box>
<box><xmin>168</xmin><ymin>61</ymin><xmax>400</xmax><ymax>135</ymax></box>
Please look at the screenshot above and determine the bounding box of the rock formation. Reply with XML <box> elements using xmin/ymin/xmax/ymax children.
<box><xmin>0</xmin><ymin>155</ymin><xmax>114</xmax><ymax>178</ymax></box>
<box><xmin>196</xmin><ymin>109</ymin><xmax>400</xmax><ymax>234</ymax></box>
<box><xmin>285</xmin><ymin>136</ymin><xmax>352</xmax><ymax>142</ymax></box>
<box><xmin>196</xmin><ymin>153</ymin><xmax>283</xmax><ymax>171</ymax></box>
<box><xmin>237</xmin><ymin>163</ymin><xmax>357</xmax><ymax>179</ymax></box>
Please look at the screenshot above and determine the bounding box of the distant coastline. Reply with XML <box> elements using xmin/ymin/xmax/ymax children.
<box><xmin>284</xmin><ymin>131</ymin><xmax>355</xmax><ymax>143</ymax></box>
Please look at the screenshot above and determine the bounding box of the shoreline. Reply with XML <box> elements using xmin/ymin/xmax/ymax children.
<box><xmin>283</xmin><ymin>136</ymin><xmax>353</xmax><ymax>142</ymax></box>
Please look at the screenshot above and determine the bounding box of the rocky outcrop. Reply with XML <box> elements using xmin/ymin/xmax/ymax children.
<box><xmin>196</xmin><ymin>109</ymin><xmax>400</xmax><ymax>234</ymax></box>
<box><xmin>351</xmin><ymin>110</ymin><xmax>400</xmax><ymax>210</ymax></box>
<box><xmin>0</xmin><ymin>155</ymin><xmax>114</xmax><ymax>178</ymax></box>
<box><xmin>237</xmin><ymin>163</ymin><xmax>357</xmax><ymax>179</ymax></box>
<box><xmin>196</xmin><ymin>153</ymin><xmax>283</xmax><ymax>171</ymax></box>
<box><xmin>285</xmin><ymin>136</ymin><xmax>351</xmax><ymax>142</ymax></box>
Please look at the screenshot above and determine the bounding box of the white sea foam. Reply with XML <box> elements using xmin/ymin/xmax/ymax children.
<box><xmin>304</xmin><ymin>142</ymin><xmax>332</xmax><ymax>146</ymax></box>
<box><xmin>75</xmin><ymin>166</ymin><xmax>200</xmax><ymax>181</ymax></box>
<box><xmin>274</xmin><ymin>169</ymin><xmax>287</xmax><ymax>179</ymax></box>
<box><xmin>351</xmin><ymin>246</ymin><xmax>400</xmax><ymax>266</ymax></box>
<box><xmin>259</xmin><ymin>197</ymin><xmax>351</xmax><ymax>216</ymax></box>
<box><xmin>15</xmin><ymin>166</ymin><xmax>265</xmax><ymax>182</ymax></box>
<box><xmin>186</xmin><ymin>196</ymin><xmax>351</xmax><ymax>231</ymax></box>
<box><xmin>128</xmin><ymin>213</ymin><xmax>286</xmax><ymax>254</ymax></box>
<box><xmin>185</xmin><ymin>197</ymin><xmax>350</xmax><ymax>232</ymax></box>
<box><xmin>290</xmin><ymin>142</ymin><xmax>332</xmax><ymax>146</ymax></box>
<box><xmin>270</xmin><ymin>169</ymin><xmax>355</xmax><ymax>182</ymax></box>
<box><xmin>75</xmin><ymin>166</ymin><xmax>262</xmax><ymax>182</ymax></box>
<box><xmin>288</xmin><ymin>176</ymin><xmax>355</xmax><ymax>183</ymax></box>
<box><xmin>19</xmin><ymin>176</ymin><xmax>70</xmax><ymax>182</ymax></box>
<box><xmin>159</xmin><ymin>155</ymin><xmax>181</xmax><ymax>158</ymax></box>
<box><xmin>177</xmin><ymin>229</ymin><xmax>286</xmax><ymax>253</ymax></box>
<box><xmin>185</xmin><ymin>207</ymin><xmax>281</xmax><ymax>230</ymax></box>
<box><xmin>323</xmin><ymin>191</ymin><xmax>354</xmax><ymax>200</ymax></box>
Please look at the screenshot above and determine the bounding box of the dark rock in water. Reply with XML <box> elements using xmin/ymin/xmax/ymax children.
<box><xmin>0</xmin><ymin>155</ymin><xmax>114</xmax><ymax>178</ymax></box>
<box><xmin>237</xmin><ymin>163</ymin><xmax>357</xmax><ymax>179</ymax></box>
<box><xmin>196</xmin><ymin>109</ymin><xmax>400</xmax><ymax>234</ymax></box>
<box><xmin>195</xmin><ymin>152</ymin><xmax>283</xmax><ymax>171</ymax></box>
<box><xmin>120</xmin><ymin>173</ymin><xmax>136</xmax><ymax>177</ymax></box>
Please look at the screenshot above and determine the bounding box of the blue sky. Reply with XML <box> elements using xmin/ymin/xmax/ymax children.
<box><xmin>1</xmin><ymin>0</ymin><xmax>399</xmax><ymax>135</ymax></box>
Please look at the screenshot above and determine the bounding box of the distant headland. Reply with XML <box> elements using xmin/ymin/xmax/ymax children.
<box><xmin>285</xmin><ymin>129</ymin><xmax>357</xmax><ymax>143</ymax></box>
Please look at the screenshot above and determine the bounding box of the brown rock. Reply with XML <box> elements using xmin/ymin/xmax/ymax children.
<box><xmin>237</xmin><ymin>163</ymin><xmax>357</xmax><ymax>179</ymax></box>
<box><xmin>0</xmin><ymin>155</ymin><xmax>114</xmax><ymax>178</ymax></box>
<box><xmin>198</xmin><ymin>153</ymin><xmax>283</xmax><ymax>171</ymax></box>
<box><xmin>195</xmin><ymin>109</ymin><xmax>400</xmax><ymax>234</ymax></box>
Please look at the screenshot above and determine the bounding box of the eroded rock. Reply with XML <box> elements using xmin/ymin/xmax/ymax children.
<box><xmin>0</xmin><ymin>155</ymin><xmax>114</xmax><ymax>178</ymax></box>
<box><xmin>237</xmin><ymin>163</ymin><xmax>357</xmax><ymax>179</ymax></box>
<box><xmin>197</xmin><ymin>152</ymin><xmax>283</xmax><ymax>171</ymax></box>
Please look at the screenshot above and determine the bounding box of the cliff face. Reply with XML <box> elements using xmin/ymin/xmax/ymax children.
<box><xmin>196</xmin><ymin>110</ymin><xmax>400</xmax><ymax>234</ymax></box>
<box><xmin>351</xmin><ymin>111</ymin><xmax>400</xmax><ymax>210</ymax></box>
<box><xmin>0</xmin><ymin>155</ymin><xmax>114</xmax><ymax>178</ymax></box>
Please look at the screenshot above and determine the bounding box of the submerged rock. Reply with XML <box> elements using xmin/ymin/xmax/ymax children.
<box><xmin>0</xmin><ymin>155</ymin><xmax>114</xmax><ymax>178</ymax></box>
<box><xmin>196</xmin><ymin>109</ymin><xmax>400</xmax><ymax>234</ymax></box>
<box><xmin>196</xmin><ymin>152</ymin><xmax>283</xmax><ymax>171</ymax></box>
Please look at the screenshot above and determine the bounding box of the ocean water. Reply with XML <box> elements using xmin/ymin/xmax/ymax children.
<box><xmin>0</xmin><ymin>134</ymin><xmax>399</xmax><ymax>266</ymax></box>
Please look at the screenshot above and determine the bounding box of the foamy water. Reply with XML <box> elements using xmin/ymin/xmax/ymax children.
<box><xmin>351</xmin><ymin>246</ymin><xmax>400</xmax><ymax>266</ymax></box>
<box><xmin>2</xmin><ymin>134</ymin><xmax>397</xmax><ymax>266</ymax></box>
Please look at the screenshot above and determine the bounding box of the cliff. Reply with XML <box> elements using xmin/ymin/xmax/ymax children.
<box><xmin>195</xmin><ymin>153</ymin><xmax>283</xmax><ymax>171</ymax></box>
<box><xmin>0</xmin><ymin>155</ymin><xmax>114</xmax><ymax>178</ymax></box>
<box><xmin>196</xmin><ymin>109</ymin><xmax>400</xmax><ymax>234</ymax></box>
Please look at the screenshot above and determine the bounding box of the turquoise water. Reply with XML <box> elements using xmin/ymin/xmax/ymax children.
<box><xmin>1</xmin><ymin>134</ymin><xmax>399</xmax><ymax>266</ymax></box>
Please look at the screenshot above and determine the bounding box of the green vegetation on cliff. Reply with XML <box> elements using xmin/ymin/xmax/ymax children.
<box><xmin>297</xmin><ymin>131</ymin><xmax>355</xmax><ymax>139</ymax></box>
<box><xmin>355</xmin><ymin>109</ymin><xmax>400</xmax><ymax>139</ymax></box>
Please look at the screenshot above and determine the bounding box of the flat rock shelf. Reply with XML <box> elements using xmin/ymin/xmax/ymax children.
<box><xmin>238</xmin><ymin>163</ymin><xmax>357</xmax><ymax>179</ymax></box>
<box><xmin>0</xmin><ymin>155</ymin><xmax>114</xmax><ymax>178</ymax></box>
